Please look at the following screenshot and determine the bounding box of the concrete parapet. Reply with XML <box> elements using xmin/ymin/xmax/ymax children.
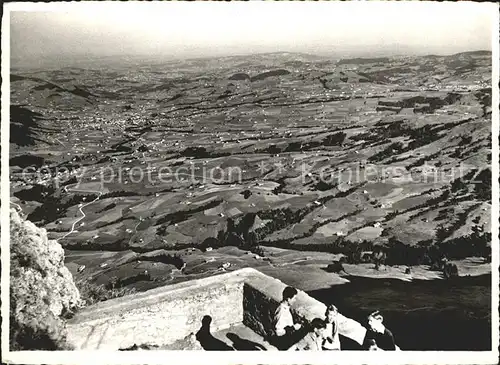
<box><xmin>67</xmin><ymin>268</ymin><xmax>366</xmax><ymax>349</ymax></box>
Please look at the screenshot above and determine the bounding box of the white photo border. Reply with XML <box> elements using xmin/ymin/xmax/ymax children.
<box><xmin>1</xmin><ymin>1</ymin><xmax>499</xmax><ymax>364</ymax></box>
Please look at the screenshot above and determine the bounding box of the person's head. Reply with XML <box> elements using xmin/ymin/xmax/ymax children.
<box><xmin>201</xmin><ymin>315</ymin><xmax>212</xmax><ymax>327</ymax></box>
<box><xmin>282</xmin><ymin>286</ymin><xmax>298</xmax><ymax>304</ymax></box>
<box><xmin>310</xmin><ymin>318</ymin><xmax>327</xmax><ymax>337</ymax></box>
<box><xmin>325</xmin><ymin>304</ymin><xmax>338</xmax><ymax>323</ymax></box>
<box><xmin>367</xmin><ymin>311</ymin><xmax>385</xmax><ymax>333</ymax></box>
<box><xmin>366</xmin><ymin>339</ymin><xmax>379</xmax><ymax>351</ymax></box>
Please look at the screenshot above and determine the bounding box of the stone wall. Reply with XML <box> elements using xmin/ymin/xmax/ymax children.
<box><xmin>243</xmin><ymin>283</ymin><xmax>278</xmax><ymax>338</ymax></box>
<box><xmin>242</xmin><ymin>273</ymin><xmax>328</xmax><ymax>339</ymax></box>
<box><xmin>67</xmin><ymin>268</ymin><xmax>366</xmax><ymax>350</ymax></box>
<box><xmin>67</xmin><ymin>272</ymin><xmax>246</xmax><ymax>350</ymax></box>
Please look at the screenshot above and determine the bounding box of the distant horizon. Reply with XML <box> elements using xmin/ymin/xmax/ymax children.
<box><xmin>9</xmin><ymin>48</ymin><xmax>493</xmax><ymax>71</ymax></box>
<box><xmin>7</xmin><ymin>1</ymin><xmax>495</xmax><ymax>69</ymax></box>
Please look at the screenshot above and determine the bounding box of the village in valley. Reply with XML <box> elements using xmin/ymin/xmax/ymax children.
<box><xmin>9</xmin><ymin>49</ymin><xmax>492</xmax><ymax>351</ymax></box>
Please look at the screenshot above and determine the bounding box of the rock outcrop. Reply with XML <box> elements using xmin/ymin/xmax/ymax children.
<box><xmin>9</xmin><ymin>209</ymin><xmax>81</xmax><ymax>350</ymax></box>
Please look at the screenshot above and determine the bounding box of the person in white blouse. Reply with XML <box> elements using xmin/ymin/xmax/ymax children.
<box><xmin>322</xmin><ymin>304</ymin><xmax>341</xmax><ymax>350</ymax></box>
<box><xmin>273</xmin><ymin>286</ymin><xmax>303</xmax><ymax>349</ymax></box>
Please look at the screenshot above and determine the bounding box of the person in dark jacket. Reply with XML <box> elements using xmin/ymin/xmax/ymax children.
<box><xmin>363</xmin><ymin>311</ymin><xmax>397</xmax><ymax>351</ymax></box>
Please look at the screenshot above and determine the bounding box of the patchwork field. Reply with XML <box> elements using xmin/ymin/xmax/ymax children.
<box><xmin>10</xmin><ymin>51</ymin><xmax>492</xmax><ymax>295</ymax></box>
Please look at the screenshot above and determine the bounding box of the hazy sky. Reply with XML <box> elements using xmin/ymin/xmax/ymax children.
<box><xmin>8</xmin><ymin>1</ymin><xmax>496</xmax><ymax>66</ymax></box>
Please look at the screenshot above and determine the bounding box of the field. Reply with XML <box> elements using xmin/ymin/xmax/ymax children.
<box><xmin>10</xmin><ymin>51</ymin><xmax>492</xmax><ymax>294</ymax></box>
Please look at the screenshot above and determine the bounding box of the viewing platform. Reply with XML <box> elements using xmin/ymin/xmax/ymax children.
<box><xmin>67</xmin><ymin>268</ymin><xmax>366</xmax><ymax>350</ymax></box>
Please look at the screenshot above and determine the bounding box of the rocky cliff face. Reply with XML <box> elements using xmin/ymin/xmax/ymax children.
<box><xmin>9</xmin><ymin>208</ymin><xmax>81</xmax><ymax>350</ymax></box>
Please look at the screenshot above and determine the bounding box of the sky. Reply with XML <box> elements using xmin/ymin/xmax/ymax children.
<box><xmin>7</xmin><ymin>1</ymin><xmax>496</xmax><ymax>67</ymax></box>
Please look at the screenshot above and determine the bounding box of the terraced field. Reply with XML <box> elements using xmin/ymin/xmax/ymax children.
<box><xmin>10</xmin><ymin>51</ymin><xmax>492</xmax><ymax>295</ymax></box>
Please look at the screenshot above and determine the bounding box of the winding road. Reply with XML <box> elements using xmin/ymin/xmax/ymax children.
<box><xmin>58</xmin><ymin>184</ymin><xmax>103</xmax><ymax>242</ymax></box>
<box><xmin>127</xmin><ymin>220</ymin><xmax>143</xmax><ymax>246</ymax></box>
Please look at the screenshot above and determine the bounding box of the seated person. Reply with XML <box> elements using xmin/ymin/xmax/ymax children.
<box><xmin>288</xmin><ymin>318</ymin><xmax>327</xmax><ymax>351</ymax></box>
<box><xmin>272</xmin><ymin>286</ymin><xmax>303</xmax><ymax>349</ymax></box>
<box><xmin>366</xmin><ymin>338</ymin><xmax>383</xmax><ymax>351</ymax></box>
<box><xmin>363</xmin><ymin>310</ymin><xmax>397</xmax><ymax>351</ymax></box>
<box><xmin>322</xmin><ymin>304</ymin><xmax>341</xmax><ymax>350</ymax></box>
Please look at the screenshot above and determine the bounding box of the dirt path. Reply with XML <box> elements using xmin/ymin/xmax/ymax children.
<box><xmin>275</xmin><ymin>257</ymin><xmax>311</xmax><ymax>267</ymax></box>
<box><xmin>65</xmin><ymin>251</ymin><xmax>108</xmax><ymax>259</ymax></box>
